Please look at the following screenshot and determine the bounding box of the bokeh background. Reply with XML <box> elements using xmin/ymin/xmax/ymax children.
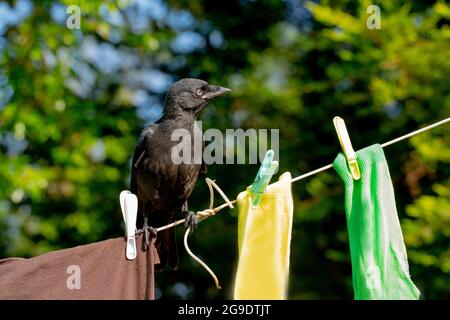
<box><xmin>0</xmin><ymin>0</ymin><xmax>449</xmax><ymax>299</ymax></box>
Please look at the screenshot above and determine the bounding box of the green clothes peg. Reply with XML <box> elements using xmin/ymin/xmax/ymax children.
<box><xmin>250</xmin><ymin>150</ymin><xmax>279</xmax><ymax>208</ymax></box>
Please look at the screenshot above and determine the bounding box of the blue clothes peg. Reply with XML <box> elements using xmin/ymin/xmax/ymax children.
<box><xmin>250</xmin><ymin>150</ymin><xmax>279</xmax><ymax>208</ymax></box>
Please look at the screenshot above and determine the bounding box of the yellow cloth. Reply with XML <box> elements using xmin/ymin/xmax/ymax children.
<box><xmin>233</xmin><ymin>172</ymin><xmax>293</xmax><ymax>300</ymax></box>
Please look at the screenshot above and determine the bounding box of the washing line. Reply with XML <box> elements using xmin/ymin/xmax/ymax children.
<box><xmin>291</xmin><ymin>117</ymin><xmax>450</xmax><ymax>183</ymax></box>
<box><xmin>144</xmin><ymin>116</ymin><xmax>449</xmax><ymax>234</ymax></box>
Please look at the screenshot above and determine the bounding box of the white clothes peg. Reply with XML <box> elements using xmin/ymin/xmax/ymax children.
<box><xmin>119</xmin><ymin>190</ymin><xmax>138</xmax><ymax>260</ymax></box>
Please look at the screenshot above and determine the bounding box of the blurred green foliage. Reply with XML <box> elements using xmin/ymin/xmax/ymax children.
<box><xmin>0</xmin><ymin>0</ymin><xmax>448</xmax><ymax>299</ymax></box>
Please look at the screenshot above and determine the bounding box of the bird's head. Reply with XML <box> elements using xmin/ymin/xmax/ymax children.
<box><xmin>163</xmin><ymin>78</ymin><xmax>231</xmax><ymax>118</ymax></box>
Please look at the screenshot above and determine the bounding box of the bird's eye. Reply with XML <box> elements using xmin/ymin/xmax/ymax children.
<box><xmin>195</xmin><ymin>89</ymin><xmax>203</xmax><ymax>97</ymax></box>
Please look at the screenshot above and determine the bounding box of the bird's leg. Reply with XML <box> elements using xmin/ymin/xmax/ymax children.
<box><xmin>141</xmin><ymin>202</ymin><xmax>158</xmax><ymax>250</ymax></box>
<box><xmin>143</xmin><ymin>215</ymin><xmax>150</xmax><ymax>249</ymax></box>
<box><xmin>182</xmin><ymin>201</ymin><xmax>198</xmax><ymax>233</ymax></box>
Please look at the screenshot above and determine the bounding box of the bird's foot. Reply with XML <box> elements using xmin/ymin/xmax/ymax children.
<box><xmin>143</xmin><ymin>216</ymin><xmax>157</xmax><ymax>250</ymax></box>
<box><xmin>183</xmin><ymin>210</ymin><xmax>198</xmax><ymax>233</ymax></box>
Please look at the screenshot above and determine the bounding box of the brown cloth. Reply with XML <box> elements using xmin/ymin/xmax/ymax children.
<box><xmin>0</xmin><ymin>234</ymin><xmax>159</xmax><ymax>300</ymax></box>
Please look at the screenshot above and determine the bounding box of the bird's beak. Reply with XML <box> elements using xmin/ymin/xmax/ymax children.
<box><xmin>202</xmin><ymin>86</ymin><xmax>232</xmax><ymax>101</ymax></box>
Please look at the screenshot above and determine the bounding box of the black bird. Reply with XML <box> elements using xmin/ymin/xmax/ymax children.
<box><xmin>130</xmin><ymin>78</ymin><xmax>231</xmax><ymax>270</ymax></box>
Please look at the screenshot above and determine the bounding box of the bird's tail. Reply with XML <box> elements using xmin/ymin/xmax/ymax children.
<box><xmin>155</xmin><ymin>227</ymin><xmax>179</xmax><ymax>271</ymax></box>
<box><xmin>138</xmin><ymin>203</ymin><xmax>179</xmax><ymax>271</ymax></box>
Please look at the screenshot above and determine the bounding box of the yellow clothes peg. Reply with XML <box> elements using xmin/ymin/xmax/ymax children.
<box><xmin>333</xmin><ymin>116</ymin><xmax>361</xmax><ymax>180</ymax></box>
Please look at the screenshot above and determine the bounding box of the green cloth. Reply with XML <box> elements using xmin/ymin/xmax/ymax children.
<box><xmin>333</xmin><ymin>144</ymin><xmax>420</xmax><ymax>300</ymax></box>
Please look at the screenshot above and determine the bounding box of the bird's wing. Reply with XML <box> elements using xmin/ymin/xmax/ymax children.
<box><xmin>130</xmin><ymin>124</ymin><xmax>157</xmax><ymax>194</ymax></box>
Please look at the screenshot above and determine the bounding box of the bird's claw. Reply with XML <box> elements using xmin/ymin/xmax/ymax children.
<box><xmin>184</xmin><ymin>211</ymin><xmax>198</xmax><ymax>233</ymax></box>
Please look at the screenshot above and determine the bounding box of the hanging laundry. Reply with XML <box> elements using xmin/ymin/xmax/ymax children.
<box><xmin>233</xmin><ymin>172</ymin><xmax>293</xmax><ymax>300</ymax></box>
<box><xmin>333</xmin><ymin>144</ymin><xmax>420</xmax><ymax>300</ymax></box>
<box><xmin>0</xmin><ymin>234</ymin><xmax>159</xmax><ymax>300</ymax></box>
